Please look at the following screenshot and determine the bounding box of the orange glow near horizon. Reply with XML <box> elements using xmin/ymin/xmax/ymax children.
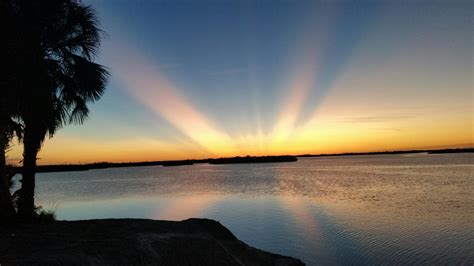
<box><xmin>6</xmin><ymin>120</ymin><xmax>472</xmax><ymax>165</ymax></box>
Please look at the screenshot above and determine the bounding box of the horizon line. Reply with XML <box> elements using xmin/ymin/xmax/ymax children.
<box><xmin>11</xmin><ymin>146</ymin><xmax>474</xmax><ymax>168</ymax></box>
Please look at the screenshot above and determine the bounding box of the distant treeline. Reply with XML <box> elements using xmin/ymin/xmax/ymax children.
<box><xmin>297</xmin><ymin>148</ymin><xmax>474</xmax><ymax>157</ymax></box>
<box><xmin>11</xmin><ymin>155</ymin><xmax>298</xmax><ymax>174</ymax></box>
<box><xmin>10</xmin><ymin>148</ymin><xmax>472</xmax><ymax>174</ymax></box>
<box><xmin>160</xmin><ymin>156</ymin><xmax>298</xmax><ymax>166</ymax></box>
<box><xmin>208</xmin><ymin>155</ymin><xmax>297</xmax><ymax>164</ymax></box>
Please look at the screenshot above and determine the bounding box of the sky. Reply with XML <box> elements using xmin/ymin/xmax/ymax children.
<box><xmin>8</xmin><ymin>0</ymin><xmax>473</xmax><ymax>165</ymax></box>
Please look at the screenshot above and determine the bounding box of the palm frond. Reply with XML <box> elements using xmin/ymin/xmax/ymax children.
<box><xmin>70</xmin><ymin>54</ymin><xmax>109</xmax><ymax>102</ymax></box>
<box><xmin>48</xmin><ymin>1</ymin><xmax>102</xmax><ymax>60</ymax></box>
<box><xmin>69</xmin><ymin>96</ymin><xmax>89</xmax><ymax>124</ymax></box>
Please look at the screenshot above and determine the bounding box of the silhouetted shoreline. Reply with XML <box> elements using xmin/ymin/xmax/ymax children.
<box><xmin>208</xmin><ymin>155</ymin><xmax>298</xmax><ymax>164</ymax></box>
<box><xmin>298</xmin><ymin>148</ymin><xmax>474</xmax><ymax>157</ymax></box>
<box><xmin>11</xmin><ymin>148</ymin><xmax>473</xmax><ymax>174</ymax></box>
<box><xmin>10</xmin><ymin>155</ymin><xmax>297</xmax><ymax>173</ymax></box>
<box><xmin>0</xmin><ymin>218</ymin><xmax>304</xmax><ymax>265</ymax></box>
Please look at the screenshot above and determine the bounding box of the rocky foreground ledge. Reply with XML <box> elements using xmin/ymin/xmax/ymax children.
<box><xmin>0</xmin><ymin>218</ymin><xmax>304</xmax><ymax>265</ymax></box>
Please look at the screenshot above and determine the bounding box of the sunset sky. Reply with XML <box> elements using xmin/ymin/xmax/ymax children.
<box><xmin>8</xmin><ymin>0</ymin><xmax>473</xmax><ymax>165</ymax></box>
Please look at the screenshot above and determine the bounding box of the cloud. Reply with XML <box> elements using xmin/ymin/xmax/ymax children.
<box><xmin>337</xmin><ymin>115</ymin><xmax>415</xmax><ymax>124</ymax></box>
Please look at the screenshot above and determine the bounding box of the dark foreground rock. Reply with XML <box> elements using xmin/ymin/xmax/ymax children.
<box><xmin>0</xmin><ymin>218</ymin><xmax>304</xmax><ymax>266</ymax></box>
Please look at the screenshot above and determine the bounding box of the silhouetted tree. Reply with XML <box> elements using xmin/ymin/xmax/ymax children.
<box><xmin>0</xmin><ymin>0</ymin><xmax>25</xmax><ymax>222</ymax></box>
<box><xmin>6</xmin><ymin>0</ymin><xmax>109</xmax><ymax>221</ymax></box>
<box><xmin>0</xmin><ymin>126</ymin><xmax>19</xmax><ymax>222</ymax></box>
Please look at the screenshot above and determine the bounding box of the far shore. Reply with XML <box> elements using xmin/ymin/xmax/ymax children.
<box><xmin>298</xmin><ymin>147</ymin><xmax>474</xmax><ymax>157</ymax></box>
<box><xmin>10</xmin><ymin>147</ymin><xmax>473</xmax><ymax>174</ymax></box>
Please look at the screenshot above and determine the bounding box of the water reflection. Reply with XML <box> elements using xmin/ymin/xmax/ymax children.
<box><xmin>152</xmin><ymin>194</ymin><xmax>221</xmax><ymax>220</ymax></box>
<box><xmin>34</xmin><ymin>154</ymin><xmax>474</xmax><ymax>265</ymax></box>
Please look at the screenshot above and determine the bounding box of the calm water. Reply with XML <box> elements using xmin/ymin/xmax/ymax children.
<box><xmin>31</xmin><ymin>153</ymin><xmax>473</xmax><ymax>265</ymax></box>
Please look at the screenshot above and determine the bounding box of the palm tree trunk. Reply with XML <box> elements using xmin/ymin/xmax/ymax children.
<box><xmin>0</xmin><ymin>129</ymin><xmax>16</xmax><ymax>223</ymax></box>
<box><xmin>17</xmin><ymin>122</ymin><xmax>39</xmax><ymax>221</ymax></box>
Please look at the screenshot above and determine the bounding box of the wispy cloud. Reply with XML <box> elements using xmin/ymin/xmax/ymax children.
<box><xmin>337</xmin><ymin>115</ymin><xmax>415</xmax><ymax>124</ymax></box>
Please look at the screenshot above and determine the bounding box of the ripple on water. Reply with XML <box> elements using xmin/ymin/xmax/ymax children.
<box><xmin>29</xmin><ymin>153</ymin><xmax>474</xmax><ymax>265</ymax></box>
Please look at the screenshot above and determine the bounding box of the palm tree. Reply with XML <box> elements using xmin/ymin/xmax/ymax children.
<box><xmin>0</xmin><ymin>0</ymin><xmax>25</xmax><ymax>222</ymax></box>
<box><xmin>0</xmin><ymin>119</ymin><xmax>20</xmax><ymax>222</ymax></box>
<box><xmin>0</xmin><ymin>70</ymin><xmax>22</xmax><ymax>222</ymax></box>
<box><xmin>9</xmin><ymin>0</ymin><xmax>109</xmax><ymax>220</ymax></box>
